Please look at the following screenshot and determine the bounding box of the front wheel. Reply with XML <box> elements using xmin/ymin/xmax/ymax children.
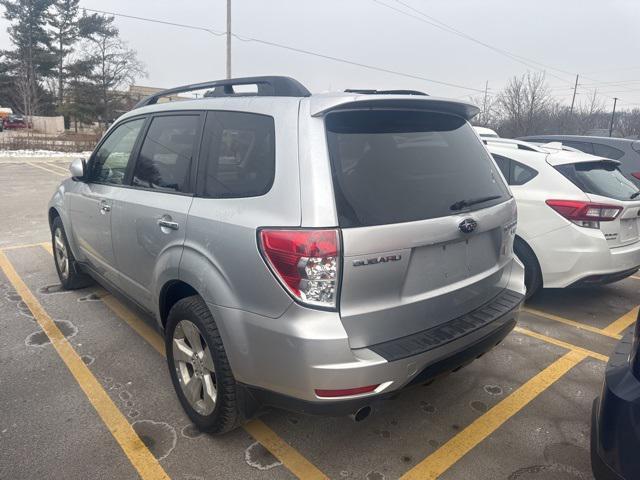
<box><xmin>166</xmin><ymin>295</ymin><xmax>243</xmax><ymax>434</ymax></box>
<box><xmin>51</xmin><ymin>216</ymin><xmax>92</xmax><ymax>290</ymax></box>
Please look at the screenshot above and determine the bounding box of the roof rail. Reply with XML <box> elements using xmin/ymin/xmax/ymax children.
<box><xmin>134</xmin><ymin>76</ymin><xmax>311</xmax><ymax>108</ymax></box>
<box><xmin>482</xmin><ymin>138</ymin><xmax>545</xmax><ymax>152</ymax></box>
<box><xmin>344</xmin><ymin>89</ymin><xmax>428</xmax><ymax>96</ymax></box>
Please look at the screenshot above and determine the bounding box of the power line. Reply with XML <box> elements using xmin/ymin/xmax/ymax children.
<box><xmin>371</xmin><ymin>0</ymin><xmax>576</xmax><ymax>85</ymax></box>
<box><xmin>83</xmin><ymin>8</ymin><xmax>225</xmax><ymax>36</ymax></box>
<box><xmin>373</xmin><ymin>0</ymin><xmax>640</xmax><ymax>104</ymax></box>
<box><xmin>82</xmin><ymin>7</ymin><xmax>485</xmax><ymax>93</ymax></box>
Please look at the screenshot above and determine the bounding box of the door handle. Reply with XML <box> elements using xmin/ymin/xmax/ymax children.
<box><xmin>158</xmin><ymin>218</ymin><xmax>179</xmax><ymax>230</ymax></box>
<box><xmin>100</xmin><ymin>200</ymin><xmax>111</xmax><ymax>213</ymax></box>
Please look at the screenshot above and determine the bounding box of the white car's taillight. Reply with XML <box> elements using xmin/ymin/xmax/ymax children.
<box><xmin>545</xmin><ymin>199</ymin><xmax>622</xmax><ymax>229</ymax></box>
<box><xmin>259</xmin><ymin>229</ymin><xmax>340</xmax><ymax>309</ymax></box>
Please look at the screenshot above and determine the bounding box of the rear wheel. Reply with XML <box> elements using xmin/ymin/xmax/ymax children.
<box><xmin>51</xmin><ymin>216</ymin><xmax>92</xmax><ymax>290</ymax></box>
<box><xmin>166</xmin><ymin>295</ymin><xmax>243</xmax><ymax>434</ymax></box>
<box><xmin>514</xmin><ymin>237</ymin><xmax>542</xmax><ymax>300</ymax></box>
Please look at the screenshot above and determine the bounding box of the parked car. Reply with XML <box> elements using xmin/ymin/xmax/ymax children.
<box><xmin>474</xmin><ymin>126</ymin><xmax>499</xmax><ymax>138</ymax></box>
<box><xmin>519</xmin><ymin>135</ymin><xmax>640</xmax><ymax>188</ymax></box>
<box><xmin>48</xmin><ymin>76</ymin><xmax>525</xmax><ymax>433</ymax></box>
<box><xmin>485</xmin><ymin>138</ymin><xmax>640</xmax><ymax>298</ymax></box>
<box><xmin>3</xmin><ymin>114</ymin><xmax>29</xmax><ymax>129</ymax></box>
<box><xmin>591</xmin><ymin>308</ymin><xmax>640</xmax><ymax>480</ymax></box>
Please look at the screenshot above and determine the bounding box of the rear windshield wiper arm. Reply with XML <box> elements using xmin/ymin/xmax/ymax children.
<box><xmin>631</xmin><ymin>191</ymin><xmax>640</xmax><ymax>199</ymax></box>
<box><xmin>450</xmin><ymin>195</ymin><xmax>501</xmax><ymax>211</ymax></box>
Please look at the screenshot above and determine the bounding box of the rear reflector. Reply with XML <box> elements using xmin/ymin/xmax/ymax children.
<box><xmin>315</xmin><ymin>385</ymin><xmax>379</xmax><ymax>398</ymax></box>
<box><xmin>545</xmin><ymin>200</ymin><xmax>622</xmax><ymax>226</ymax></box>
<box><xmin>259</xmin><ymin>229</ymin><xmax>340</xmax><ymax>309</ymax></box>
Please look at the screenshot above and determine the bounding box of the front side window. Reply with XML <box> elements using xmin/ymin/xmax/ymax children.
<box><xmin>132</xmin><ymin>115</ymin><xmax>200</xmax><ymax>193</ymax></box>
<box><xmin>326</xmin><ymin>110</ymin><xmax>510</xmax><ymax>227</ymax></box>
<box><xmin>90</xmin><ymin>118</ymin><xmax>145</xmax><ymax>185</ymax></box>
<box><xmin>201</xmin><ymin>111</ymin><xmax>275</xmax><ymax>198</ymax></box>
<box><xmin>556</xmin><ymin>161</ymin><xmax>639</xmax><ymax>201</ymax></box>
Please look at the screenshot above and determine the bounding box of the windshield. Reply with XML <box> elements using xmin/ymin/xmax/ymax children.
<box><xmin>325</xmin><ymin>110</ymin><xmax>510</xmax><ymax>227</ymax></box>
<box><xmin>556</xmin><ymin>160</ymin><xmax>640</xmax><ymax>201</ymax></box>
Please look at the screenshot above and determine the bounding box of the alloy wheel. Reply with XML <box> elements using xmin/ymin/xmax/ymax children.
<box><xmin>172</xmin><ymin>320</ymin><xmax>217</xmax><ymax>415</ymax></box>
<box><xmin>54</xmin><ymin>228</ymin><xmax>69</xmax><ymax>280</ymax></box>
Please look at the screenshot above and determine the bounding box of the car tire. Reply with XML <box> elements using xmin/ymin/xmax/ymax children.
<box><xmin>51</xmin><ymin>216</ymin><xmax>93</xmax><ymax>290</ymax></box>
<box><xmin>166</xmin><ymin>295</ymin><xmax>243</xmax><ymax>434</ymax></box>
<box><xmin>514</xmin><ymin>237</ymin><xmax>542</xmax><ymax>300</ymax></box>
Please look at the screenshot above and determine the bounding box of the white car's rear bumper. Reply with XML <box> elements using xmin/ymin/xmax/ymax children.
<box><xmin>530</xmin><ymin>224</ymin><xmax>640</xmax><ymax>288</ymax></box>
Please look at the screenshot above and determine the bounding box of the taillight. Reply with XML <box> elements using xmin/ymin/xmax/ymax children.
<box><xmin>545</xmin><ymin>200</ymin><xmax>622</xmax><ymax>229</ymax></box>
<box><xmin>631</xmin><ymin>172</ymin><xmax>640</xmax><ymax>180</ymax></box>
<box><xmin>259</xmin><ymin>229</ymin><xmax>340</xmax><ymax>309</ymax></box>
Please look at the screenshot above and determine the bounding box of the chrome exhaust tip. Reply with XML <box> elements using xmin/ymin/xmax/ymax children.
<box><xmin>349</xmin><ymin>405</ymin><xmax>372</xmax><ymax>422</ymax></box>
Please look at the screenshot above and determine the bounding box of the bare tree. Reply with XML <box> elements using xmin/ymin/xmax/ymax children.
<box><xmin>495</xmin><ymin>71</ymin><xmax>553</xmax><ymax>137</ymax></box>
<box><xmin>616</xmin><ymin>109</ymin><xmax>640</xmax><ymax>139</ymax></box>
<box><xmin>83</xmin><ymin>15</ymin><xmax>146</xmax><ymax>123</ymax></box>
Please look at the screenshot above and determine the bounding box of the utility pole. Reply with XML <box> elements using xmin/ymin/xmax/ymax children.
<box><xmin>569</xmin><ymin>74</ymin><xmax>579</xmax><ymax>115</ymax></box>
<box><xmin>226</xmin><ymin>0</ymin><xmax>231</xmax><ymax>79</ymax></box>
<box><xmin>609</xmin><ymin>97</ymin><xmax>618</xmax><ymax>137</ymax></box>
<box><xmin>482</xmin><ymin>80</ymin><xmax>489</xmax><ymax>124</ymax></box>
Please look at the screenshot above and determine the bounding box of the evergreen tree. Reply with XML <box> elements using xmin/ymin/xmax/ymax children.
<box><xmin>0</xmin><ymin>0</ymin><xmax>55</xmax><ymax>115</ymax></box>
<box><xmin>47</xmin><ymin>0</ymin><xmax>80</xmax><ymax>110</ymax></box>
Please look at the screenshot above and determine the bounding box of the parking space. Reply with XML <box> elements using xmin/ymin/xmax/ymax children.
<box><xmin>1</xmin><ymin>161</ymin><xmax>638</xmax><ymax>479</ymax></box>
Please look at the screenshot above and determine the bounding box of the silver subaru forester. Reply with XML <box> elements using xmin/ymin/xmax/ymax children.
<box><xmin>48</xmin><ymin>76</ymin><xmax>525</xmax><ymax>433</ymax></box>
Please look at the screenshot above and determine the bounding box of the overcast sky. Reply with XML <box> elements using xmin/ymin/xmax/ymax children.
<box><xmin>1</xmin><ymin>0</ymin><xmax>640</xmax><ymax>108</ymax></box>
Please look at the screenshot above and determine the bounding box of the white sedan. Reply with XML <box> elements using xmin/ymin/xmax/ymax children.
<box><xmin>485</xmin><ymin>139</ymin><xmax>640</xmax><ymax>298</ymax></box>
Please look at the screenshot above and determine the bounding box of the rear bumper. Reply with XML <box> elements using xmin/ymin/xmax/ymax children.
<box><xmin>591</xmin><ymin>332</ymin><xmax>640</xmax><ymax>480</ymax></box>
<box><xmin>529</xmin><ymin>224</ymin><xmax>640</xmax><ymax>288</ymax></box>
<box><xmin>211</xmin><ymin>288</ymin><xmax>523</xmax><ymax>413</ymax></box>
<box><xmin>242</xmin><ymin>314</ymin><xmax>517</xmax><ymax>416</ymax></box>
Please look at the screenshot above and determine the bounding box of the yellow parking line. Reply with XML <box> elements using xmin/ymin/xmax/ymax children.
<box><xmin>101</xmin><ymin>293</ymin><xmax>166</xmax><ymax>355</ymax></box>
<box><xmin>400</xmin><ymin>350</ymin><xmax>587</xmax><ymax>480</ymax></box>
<box><xmin>244</xmin><ymin>421</ymin><xmax>329</xmax><ymax>480</ymax></box>
<box><xmin>523</xmin><ymin>307</ymin><xmax>621</xmax><ymax>340</ymax></box>
<box><xmin>0</xmin><ymin>251</ymin><xmax>170</xmax><ymax>480</ymax></box>
<box><xmin>45</xmin><ymin>162</ymin><xmax>69</xmax><ymax>173</ymax></box>
<box><xmin>26</xmin><ymin>161</ymin><xmax>67</xmax><ymax>177</ymax></box>
<box><xmin>631</xmin><ymin>276</ymin><xmax>640</xmax><ymax>281</ymax></box>
<box><xmin>1</xmin><ymin>242</ymin><xmax>50</xmax><ymax>252</ymax></box>
<box><xmin>514</xmin><ymin>326</ymin><xmax>609</xmax><ymax>362</ymax></box>
<box><xmin>602</xmin><ymin>306</ymin><xmax>639</xmax><ymax>336</ymax></box>
<box><xmin>40</xmin><ymin>244</ymin><xmax>328</xmax><ymax>480</ymax></box>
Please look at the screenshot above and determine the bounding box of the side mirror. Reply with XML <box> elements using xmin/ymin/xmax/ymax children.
<box><xmin>69</xmin><ymin>158</ymin><xmax>86</xmax><ymax>180</ymax></box>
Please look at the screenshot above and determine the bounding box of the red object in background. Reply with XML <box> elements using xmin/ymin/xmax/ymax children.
<box><xmin>631</xmin><ymin>172</ymin><xmax>640</xmax><ymax>180</ymax></box>
<box><xmin>2</xmin><ymin>115</ymin><xmax>29</xmax><ymax>129</ymax></box>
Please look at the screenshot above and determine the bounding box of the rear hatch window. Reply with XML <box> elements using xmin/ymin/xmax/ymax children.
<box><xmin>556</xmin><ymin>160</ymin><xmax>640</xmax><ymax>246</ymax></box>
<box><xmin>555</xmin><ymin>160</ymin><xmax>639</xmax><ymax>201</ymax></box>
<box><xmin>325</xmin><ymin>110</ymin><xmax>510</xmax><ymax>227</ymax></box>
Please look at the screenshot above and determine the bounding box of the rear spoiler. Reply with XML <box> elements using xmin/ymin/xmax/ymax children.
<box><xmin>310</xmin><ymin>96</ymin><xmax>480</xmax><ymax>120</ymax></box>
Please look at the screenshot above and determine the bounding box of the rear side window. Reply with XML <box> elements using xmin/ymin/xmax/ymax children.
<box><xmin>326</xmin><ymin>110</ymin><xmax>510</xmax><ymax>227</ymax></box>
<box><xmin>492</xmin><ymin>154</ymin><xmax>538</xmax><ymax>186</ymax></box>
<box><xmin>562</xmin><ymin>141</ymin><xmax>594</xmax><ymax>154</ymax></box>
<box><xmin>200</xmin><ymin>111</ymin><xmax>275</xmax><ymax>198</ymax></box>
<box><xmin>132</xmin><ymin>115</ymin><xmax>200</xmax><ymax>193</ymax></box>
<box><xmin>592</xmin><ymin>143</ymin><xmax>625</xmax><ymax>160</ymax></box>
<box><xmin>556</xmin><ymin>161</ymin><xmax>639</xmax><ymax>201</ymax></box>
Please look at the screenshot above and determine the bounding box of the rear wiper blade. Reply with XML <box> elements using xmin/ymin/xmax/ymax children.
<box><xmin>631</xmin><ymin>191</ymin><xmax>640</xmax><ymax>199</ymax></box>
<box><xmin>450</xmin><ymin>195</ymin><xmax>501</xmax><ymax>211</ymax></box>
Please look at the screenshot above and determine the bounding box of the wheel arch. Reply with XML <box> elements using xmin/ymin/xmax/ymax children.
<box><xmin>158</xmin><ymin>280</ymin><xmax>200</xmax><ymax>329</ymax></box>
<box><xmin>514</xmin><ymin>234</ymin><xmax>544</xmax><ymax>286</ymax></box>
